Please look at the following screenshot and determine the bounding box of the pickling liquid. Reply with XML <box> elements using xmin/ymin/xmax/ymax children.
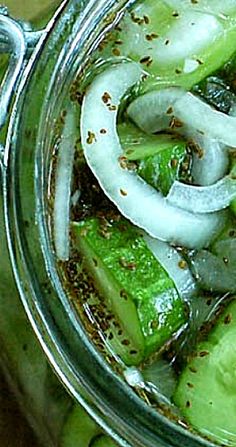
<box><xmin>50</xmin><ymin>1</ymin><xmax>236</xmax><ymax>446</ymax></box>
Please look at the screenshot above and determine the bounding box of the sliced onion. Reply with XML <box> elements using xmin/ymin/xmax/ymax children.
<box><xmin>128</xmin><ymin>88</ymin><xmax>236</xmax><ymax>147</ymax></box>
<box><xmin>128</xmin><ymin>87</ymin><xmax>186</xmax><ymax>134</ymax></box>
<box><xmin>164</xmin><ymin>0</ymin><xmax>236</xmax><ymax>16</ymax></box>
<box><xmin>191</xmin><ymin>135</ymin><xmax>228</xmax><ymax>186</ymax></box>
<box><xmin>167</xmin><ymin>176</ymin><xmax>236</xmax><ymax>214</ymax></box>
<box><xmin>81</xmin><ymin>62</ymin><xmax>225</xmax><ymax>249</ymax></box>
<box><xmin>128</xmin><ymin>88</ymin><xmax>229</xmax><ymax>187</ymax></box>
<box><xmin>152</xmin><ymin>11</ymin><xmax>222</xmax><ymax>66</ymax></box>
<box><xmin>191</xmin><ymin>250</ymin><xmax>236</xmax><ymax>293</ymax></box>
<box><xmin>174</xmin><ymin>93</ymin><xmax>236</xmax><ymax>147</ymax></box>
<box><xmin>143</xmin><ymin>233</ymin><xmax>196</xmax><ymax>300</ymax></box>
<box><xmin>54</xmin><ymin>104</ymin><xmax>77</xmax><ymax>261</ymax></box>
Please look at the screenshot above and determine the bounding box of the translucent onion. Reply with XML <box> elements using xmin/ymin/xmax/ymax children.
<box><xmin>128</xmin><ymin>88</ymin><xmax>229</xmax><ymax>187</ymax></box>
<box><xmin>151</xmin><ymin>11</ymin><xmax>222</xmax><ymax>66</ymax></box>
<box><xmin>191</xmin><ymin>135</ymin><xmax>228</xmax><ymax>186</ymax></box>
<box><xmin>191</xmin><ymin>250</ymin><xmax>236</xmax><ymax>293</ymax></box>
<box><xmin>174</xmin><ymin>93</ymin><xmax>236</xmax><ymax>147</ymax></box>
<box><xmin>81</xmin><ymin>62</ymin><xmax>225</xmax><ymax>249</ymax></box>
<box><xmin>128</xmin><ymin>88</ymin><xmax>236</xmax><ymax>147</ymax></box>
<box><xmin>54</xmin><ymin>104</ymin><xmax>77</xmax><ymax>260</ymax></box>
<box><xmin>167</xmin><ymin>176</ymin><xmax>236</xmax><ymax>214</ymax></box>
<box><xmin>128</xmin><ymin>87</ymin><xmax>186</xmax><ymax>134</ymax></box>
<box><xmin>143</xmin><ymin>233</ymin><xmax>196</xmax><ymax>300</ymax></box>
<box><xmin>164</xmin><ymin>0</ymin><xmax>236</xmax><ymax>16</ymax></box>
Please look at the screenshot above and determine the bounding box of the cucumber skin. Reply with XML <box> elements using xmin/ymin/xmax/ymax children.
<box><xmin>72</xmin><ymin>218</ymin><xmax>186</xmax><ymax>359</ymax></box>
<box><xmin>137</xmin><ymin>144</ymin><xmax>189</xmax><ymax>196</ymax></box>
<box><xmin>118</xmin><ymin>122</ymin><xmax>190</xmax><ymax>196</ymax></box>
<box><xmin>174</xmin><ymin>300</ymin><xmax>236</xmax><ymax>446</ymax></box>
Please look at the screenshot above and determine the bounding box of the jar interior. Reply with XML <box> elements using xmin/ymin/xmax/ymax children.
<box><xmin>6</xmin><ymin>1</ymin><xmax>236</xmax><ymax>447</ymax></box>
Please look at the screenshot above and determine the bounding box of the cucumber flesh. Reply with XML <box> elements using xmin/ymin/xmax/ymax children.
<box><xmin>174</xmin><ymin>300</ymin><xmax>236</xmax><ymax>446</ymax></box>
<box><xmin>118</xmin><ymin>122</ymin><xmax>191</xmax><ymax>196</ymax></box>
<box><xmin>72</xmin><ymin>218</ymin><xmax>186</xmax><ymax>361</ymax></box>
<box><xmin>60</xmin><ymin>405</ymin><xmax>101</xmax><ymax>447</ymax></box>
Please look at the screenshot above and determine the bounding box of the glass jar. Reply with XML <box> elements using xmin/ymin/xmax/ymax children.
<box><xmin>0</xmin><ymin>1</ymin><xmax>219</xmax><ymax>446</ymax></box>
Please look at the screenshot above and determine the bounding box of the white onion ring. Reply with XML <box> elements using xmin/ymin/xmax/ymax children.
<box><xmin>128</xmin><ymin>88</ymin><xmax>229</xmax><ymax>186</ymax></box>
<box><xmin>127</xmin><ymin>87</ymin><xmax>186</xmax><ymax>134</ymax></box>
<box><xmin>167</xmin><ymin>176</ymin><xmax>236</xmax><ymax>214</ymax></box>
<box><xmin>143</xmin><ymin>233</ymin><xmax>196</xmax><ymax>300</ymax></box>
<box><xmin>164</xmin><ymin>0</ymin><xmax>236</xmax><ymax>16</ymax></box>
<box><xmin>152</xmin><ymin>11</ymin><xmax>222</xmax><ymax>66</ymax></box>
<box><xmin>81</xmin><ymin>62</ymin><xmax>225</xmax><ymax>249</ymax></box>
<box><xmin>190</xmin><ymin>135</ymin><xmax>228</xmax><ymax>186</ymax></box>
<box><xmin>191</xmin><ymin>250</ymin><xmax>236</xmax><ymax>293</ymax></box>
<box><xmin>128</xmin><ymin>88</ymin><xmax>236</xmax><ymax>147</ymax></box>
<box><xmin>54</xmin><ymin>104</ymin><xmax>77</xmax><ymax>260</ymax></box>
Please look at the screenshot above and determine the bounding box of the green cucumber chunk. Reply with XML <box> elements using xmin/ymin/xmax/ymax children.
<box><xmin>60</xmin><ymin>405</ymin><xmax>101</xmax><ymax>447</ymax></box>
<box><xmin>90</xmin><ymin>435</ymin><xmax>117</xmax><ymax>447</ymax></box>
<box><xmin>72</xmin><ymin>218</ymin><xmax>186</xmax><ymax>360</ymax></box>
<box><xmin>105</xmin><ymin>0</ymin><xmax>236</xmax><ymax>90</ymax></box>
<box><xmin>174</xmin><ymin>300</ymin><xmax>236</xmax><ymax>446</ymax></box>
<box><xmin>119</xmin><ymin>122</ymin><xmax>191</xmax><ymax>196</ymax></box>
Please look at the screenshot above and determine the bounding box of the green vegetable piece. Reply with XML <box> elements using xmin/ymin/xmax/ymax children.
<box><xmin>137</xmin><ymin>145</ymin><xmax>190</xmax><ymax>196</ymax></box>
<box><xmin>119</xmin><ymin>122</ymin><xmax>190</xmax><ymax>196</ymax></box>
<box><xmin>72</xmin><ymin>218</ymin><xmax>186</xmax><ymax>361</ymax></box>
<box><xmin>174</xmin><ymin>300</ymin><xmax>236</xmax><ymax>446</ymax></box>
<box><xmin>60</xmin><ymin>405</ymin><xmax>101</xmax><ymax>447</ymax></box>
<box><xmin>90</xmin><ymin>435</ymin><xmax>117</xmax><ymax>447</ymax></box>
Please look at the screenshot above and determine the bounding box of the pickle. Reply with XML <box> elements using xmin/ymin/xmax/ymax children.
<box><xmin>72</xmin><ymin>218</ymin><xmax>186</xmax><ymax>362</ymax></box>
<box><xmin>174</xmin><ymin>299</ymin><xmax>236</xmax><ymax>446</ymax></box>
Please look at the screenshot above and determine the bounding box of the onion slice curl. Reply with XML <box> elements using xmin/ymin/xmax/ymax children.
<box><xmin>81</xmin><ymin>62</ymin><xmax>225</xmax><ymax>249</ymax></box>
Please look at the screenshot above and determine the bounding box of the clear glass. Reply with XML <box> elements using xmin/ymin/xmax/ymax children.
<box><xmin>2</xmin><ymin>1</ymin><xmax>221</xmax><ymax>446</ymax></box>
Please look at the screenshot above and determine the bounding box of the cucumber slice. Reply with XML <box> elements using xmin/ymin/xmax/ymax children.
<box><xmin>72</xmin><ymin>218</ymin><xmax>186</xmax><ymax>361</ymax></box>
<box><xmin>60</xmin><ymin>404</ymin><xmax>101</xmax><ymax>447</ymax></box>
<box><xmin>90</xmin><ymin>435</ymin><xmax>117</xmax><ymax>447</ymax></box>
<box><xmin>118</xmin><ymin>122</ymin><xmax>191</xmax><ymax>196</ymax></box>
<box><xmin>174</xmin><ymin>300</ymin><xmax>236</xmax><ymax>446</ymax></box>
